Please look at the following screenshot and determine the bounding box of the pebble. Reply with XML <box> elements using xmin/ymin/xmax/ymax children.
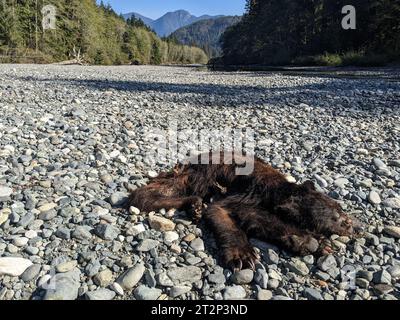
<box><xmin>285</xmin><ymin>258</ymin><xmax>309</xmax><ymax>276</ymax></box>
<box><xmin>368</xmin><ymin>191</ymin><xmax>381</xmax><ymax>205</ymax></box>
<box><xmin>388</xmin><ymin>160</ymin><xmax>400</xmax><ymax>167</ymax></box>
<box><xmin>134</xmin><ymin>285</ymin><xmax>162</xmax><ymax>300</ymax></box>
<box><xmin>356</xmin><ymin>278</ymin><xmax>370</xmax><ymax>289</ymax></box>
<box><xmin>94</xmin><ymin>224</ymin><xmax>119</xmax><ymax>240</ymax></box>
<box><xmin>223</xmin><ymin>286</ymin><xmax>247</xmax><ymax>300</ymax></box>
<box><xmin>264</xmin><ymin>249</ymin><xmax>279</xmax><ymax>264</ymax></box>
<box><xmin>148</xmin><ymin>171</ymin><xmax>158</xmax><ymax>178</ymax></box>
<box><xmin>167</xmin><ymin>266</ymin><xmax>202</xmax><ymax>285</ymax></box>
<box><xmin>382</xmin><ymin>198</ymin><xmax>400</xmax><ymax>209</ymax></box>
<box><xmin>25</xmin><ymin>230</ymin><xmax>38</xmax><ymax>239</ymax></box>
<box><xmin>13</xmin><ymin>237</ymin><xmax>29</xmax><ymax>247</ymax></box>
<box><xmin>267</xmin><ymin>279</ymin><xmax>280</xmax><ymax>290</ymax></box>
<box><xmin>334</xmin><ymin>178</ymin><xmax>348</xmax><ymax>188</ymax></box>
<box><xmin>25</xmin><ymin>246</ymin><xmax>39</xmax><ymax>255</ymax></box>
<box><xmin>169</xmin><ymin>286</ymin><xmax>192</xmax><ymax>298</ymax></box>
<box><xmin>43</xmin><ymin>269</ymin><xmax>81</xmax><ymax>300</ymax></box>
<box><xmin>148</xmin><ymin>214</ymin><xmax>176</xmax><ymax>232</ymax></box>
<box><xmin>111</xmin><ymin>282</ymin><xmax>124</xmax><ymax>296</ymax></box>
<box><xmin>117</xmin><ymin>263</ymin><xmax>145</xmax><ymax>290</ymax></box>
<box><xmin>72</xmin><ymin>226</ymin><xmax>92</xmax><ymax>240</ymax></box>
<box><xmin>231</xmin><ymin>269</ymin><xmax>254</xmax><ymax>285</ymax></box>
<box><xmin>303</xmin><ymin>255</ymin><xmax>314</xmax><ymax>265</ymax></box>
<box><xmin>0</xmin><ymin>257</ymin><xmax>33</xmax><ymax>276</ymax></box>
<box><xmin>170</xmin><ymin>244</ymin><xmax>182</xmax><ymax>254</ymax></box>
<box><xmin>38</xmin><ymin>210</ymin><xmax>57</xmax><ymax>221</ymax></box>
<box><xmin>272</xmin><ymin>296</ymin><xmax>293</xmax><ymax>301</ymax></box>
<box><xmin>208</xmin><ymin>272</ymin><xmax>226</xmax><ymax>284</ymax></box>
<box><xmin>38</xmin><ymin>203</ymin><xmax>57</xmax><ymax>212</ymax></box>
<box><xmin>357</xmin><ymin>270</ymin><xmax>373</xmax><ymax>281</ymax></box>
<box><xmin>374</xmin><ymin>284</ymin><xmax>393</xmax><ymax>295</ymax></box>
<box><xmin>303</xmin><ymin>288</ymin><xmax>324</xmax><ymax>300</ymax></box>
<box><xmin>190</xmin><ymin>238</ymin><xmax>205</xmax><ymax>252</ymax></box>
<box><xmin>314</xmin><ymin>174</ymin><xmax>328</xmax><ymax>188</ymax></box>
<box><xmin>55</xmin><ymin>227</ymin><xmax>71</xmax><ymax>240</ymax></box>
<box><xmin>127</xmin><ymin>223</ymin><xmax>146</xmax><ymax>236</ymax></box>
<box><xmin>0</xmin><ymin>208</ymin><xmax>11</xmax><ymax>225</ymax></box>
<box><xmin>373</xmin><ymin>158</ymin><xmax>387</xmax><ymax>170</ymax></box>
<box><xmin>317</xmin><ymin>255</ymin><xmax>337</xmax><ymax>272</ymax></box>
<box><xmin>129</xmin><ymin>206</ymin><xmax>141</xmax><ymax>215</ymax></box>
<box><xmin>20</xmin><ymin>264</ymin><xmax>41</xmax><ymax>282</ymax></box>
<box><xmin>94</xmin><ymin>269</ymin><xmax>113</xmax><ymax>287</ymax></box>
<box><xmin>257</xmin><ymin>289</ymin><xmax>273</xmax><ymax>300</ymax></box>
<box><xmin>285</xmin><ymin>175</ymin><xmax>296</xmax><ymax>183</ymax></box>
<box><xmin>183</xmin><ymin>234</ymin><xmax>196</xmax><ymax>242</ymax></box>
<box><xmin>254</xmin><ymin>269</ymin><xmax>269</xmax><ymax>289</ymax></box>
<box><xmin>100</xmin><ymin>174</ymin><xmax>113</xmax><ymax>184</ymax></box>
<box><xmin>56</xmin><ymin>261</ymin><xmax>78</xmax><ymax>273</ymax></box>
<box><xmin>164</xmin><ymin>231</ymin><xmax>179</xmax><ymax>242</ymax></box>
<box><xmin>360</xmin><ymin>179</ymin><xmax>373</xmax><ymax>188</ymax></box>
<box><xmin>109</xmin><ymin>192</ymin><xmax>129</xmax><ymax>207</ymax></box>
<box><xmin>373</xmin><ymin>270</ymin><xmax>392</xmax><ymax>285</ymax></box>
<box><xmin>136</xmin><ymin>239</ymin><xmax>159</xmax><ymax>251</ymax></box>
<box><xmin>86</xmin><ymin>289</ymin><xmax>116</xmax><ymax>300</ymax></box>
<box><xmin>7</xmin><ymin>243</ymin><xmax>19</xmax><ymax>253</ymax></box>
<box><xmin>0</xmin><ymin>186</ymin><xmax>13</xmax><ymax>199</ymax></box>
<box><xmin>387</xmin><ymin>265</ymin><xmax>400</xmax><ymax>279</ymax></box>
<box><xmin>383</xmin><ymin>226</ymin><xmax>400</xmax><ymax>239</ymax></box>
<box><xmin>268</xmin><ymin>269</ymin><xmax>282</xmax><ymax>281</ymax></box>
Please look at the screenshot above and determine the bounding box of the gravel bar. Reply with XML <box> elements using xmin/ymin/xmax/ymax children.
<box><xmin>0</xmin><ymin>64</ymin><xmax>399</xmax><ymax>300</ymax></box>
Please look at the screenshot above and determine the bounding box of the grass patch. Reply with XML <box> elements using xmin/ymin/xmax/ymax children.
<box><xmin>292</xmin><ymin>51</ymin><xmax>396</xmax><ymax>67</ymax></box>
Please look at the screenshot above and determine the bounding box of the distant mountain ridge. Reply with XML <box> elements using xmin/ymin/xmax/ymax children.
<box><xmin>123</xmin><ymin>10</ymin><xmax>224</xmax><ymax>37</ymax></box>
<box><xmin>170</xmin><ymin>16</ymin><xmax>242</xmax><ymax>58</ymax></box>
<box><xmin>125</xmin><ymin>12</ymin><xmax>154</xmax><ymax>26</ymax></box>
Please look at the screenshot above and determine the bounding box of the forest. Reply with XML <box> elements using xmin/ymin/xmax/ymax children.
<box><xmin>0</xmin><ymin>0</ymin><xmax>208</xmax><ymax>65</ymax></box>
<box><xmin>221</xmin><ymin>0</ymin><xmax>400</xmax><ymax>66</ymax></box>
<box><xmin>169</xmin><ymin>16</ymin><xmax>241</xmax><ymax>58</ymax></box>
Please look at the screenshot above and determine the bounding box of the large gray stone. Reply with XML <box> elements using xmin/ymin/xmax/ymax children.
<box><xmin>285</xmin><ymin>258</ymin><xmax>309</xmax><ymax>276</ymax></box>
<box><xmin>167</xmin><ymin>266</ymin><xmax>202</xmax><ymax>285</ymax></box>
<box><xmin>134</xmin><ymin>285</ymin><xmax>162</xmax><ymax>300</ymax></box>
<box><xmin>43</xmin><ymin>269</ymin><xmax>81</xmax><ymax>300</ymax></box>
<box><xmin>223</xmin><ymin>285</ymin><xmax>247</xmax><ymax>300</ymax></box>
<box><xmin>303</xmin><ymin>288</ymin><xmax>323</xmax><ymax>300</ymax></box>
<box><xmin>232</xmin><ymin>269</ymin><xmax>254</xmax><ymax>285</ymax></box>
<box><xmin>94</xmin><ymin>224</ymin><xmax>119</xmax><ymax>240</ymax></box>
<box><xmin>0</xmin><ymin>257</ymin><xmax>33</xmax><ymax>276</ymax></box>
<box><xmin>117</xmin><ymin>263</ymin><xmax>145</xmax><ymax>290</ymax></box>
<box><xmin>86</xmin><ymin>288</ymin><xmax>116</xmax><ymax>300</ymax></box>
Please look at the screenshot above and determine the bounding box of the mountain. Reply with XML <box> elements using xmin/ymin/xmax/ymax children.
<box><xmin>123</xmin><ymin>10</ymin><xmax>224</xmax><ymax>37</ymax></box>
<box><xmin>122</xmin><ymin>12</ymin><xmax>154</xmax><ymax>26</ymax></box>
<box><xmin>170</xmin><ymin>16</ymin><xmax>241</xmax><ymax>58</ymax></box>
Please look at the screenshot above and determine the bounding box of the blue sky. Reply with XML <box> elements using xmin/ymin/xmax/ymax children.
<box><xmin>99</xmin><ymin>0</ymin><xmax>246</xmax><ymax>19</ymax></box>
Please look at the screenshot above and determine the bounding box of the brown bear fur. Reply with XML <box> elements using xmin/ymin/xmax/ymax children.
<box><xmin>129</xmin><ymin>152</ymin><xmax>357</xmax><ymax>270</ymax></box>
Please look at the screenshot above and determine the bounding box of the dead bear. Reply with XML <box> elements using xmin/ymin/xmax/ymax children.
<box><xmin>129</xmin><ymin>151</ymin><xmax>359</xmax><ymax>271</ymax></box>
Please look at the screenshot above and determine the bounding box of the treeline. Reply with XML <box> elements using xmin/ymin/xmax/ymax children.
<box><xmin>221</xmin><ymin>0</ymin><xmax>400</xmax><ymax>66</ymax></box>
<box><xmin>0</xmin><ymin>0</ymin><xmax>208</xmax><ymax>65</ymax></box>
<box><xmin>169</xmin><ymin>16</ymin><xmax>241</xmax><ymax>58</ymax></box>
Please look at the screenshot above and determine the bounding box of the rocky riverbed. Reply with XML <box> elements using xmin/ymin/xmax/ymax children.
<box><xmin>0</xmin><ymin>64</ymin><xmax>399</xmax><ymax>300</ymax></box>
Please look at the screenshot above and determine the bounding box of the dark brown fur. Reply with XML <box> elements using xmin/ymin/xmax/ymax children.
<box><xmin>129</xmin><ymin>152</ymin><xmax>358</xmax><ymax>270</ymax></box>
